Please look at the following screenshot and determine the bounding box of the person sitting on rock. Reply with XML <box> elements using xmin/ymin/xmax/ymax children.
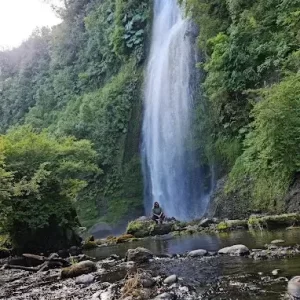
<box><xmin>152</xmin><ymin>202</ymin><xmax>165</xmax><ymax>224</ymax></box>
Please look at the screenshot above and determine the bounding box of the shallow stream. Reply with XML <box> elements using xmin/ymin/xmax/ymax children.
<box><xmin>86</xmin><ymin>229</ymin><xmax>300</xmax><ymax>299</ymax></box>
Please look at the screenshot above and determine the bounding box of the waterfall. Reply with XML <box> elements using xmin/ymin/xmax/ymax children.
<box><xmin>142</xmin><ymin>0</ymin><xmax>209</xmax><ymax>220</ymax></box>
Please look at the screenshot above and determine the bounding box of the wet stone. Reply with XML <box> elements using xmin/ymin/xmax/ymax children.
<box><xmin>271</xmin><ymin>239</ymin><xmax>285</xmax><ymax>245</ymax></box>
<box><xmin>164</xmin><ymin>275</ymin><xmax>178</xmax><ymax>285</ymax></box>
<box><xmin>272</xmin><ymin>269</ymin><xmax>281</xmax><ymax>276</ymax></box>
<box><xmin>218</xmin><ymin>245</ymin><xmax>250</xmax><ymax>256</ymax></box>
<box><xmin>187</xmin><ymin>249</ymin><xmax>208</xmax><ymax>257</ymax></box>
<box><xmin>153</xmin><ymin>292</ymin><xmax>174</xmax><ymax>300</ymax></box>
<box><xmin>75</xmin><ymin>274</ymin><xmax>95</xmax><ymax>285</ymax></box>
<box><xmin>126</xmin><ymin>247</ymin><xmax>153</xmax><ymax>264</ymax></box>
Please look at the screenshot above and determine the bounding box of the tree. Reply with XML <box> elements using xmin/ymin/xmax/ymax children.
<box><xmin>0</xmin><ymin>126</ymin><xmax>99</xmax><ymax>252</ymax></box>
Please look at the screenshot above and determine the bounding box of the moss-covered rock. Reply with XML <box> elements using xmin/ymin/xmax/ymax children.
<box><xmin>217</xmin><ymin>220</ymin><xmax>248</xmax><ymax>231</ymax></box>
<box><xmin>172</xmin><ymin>221</ymin><xmax>188</xmax><ymax>231</ymax></box>
<box><xmin>248</xmin><ymin>213</ymin><xmax>300</xmax><ymax>229</ymax></box>
<box><xmin>185</xmin><ymin>225</ymin><xmax>200</xmax><ymax>234</ymax></box>
<box><xmin>126</xmin><ymin>220</ymin><xmax>154</xmax><ymax>237</ymax></box>
<box><xmin>116</xmin><ymin>234</ymin><xmax>134</xmax><ymax>243</ymax></box>
<box><xmin>61</xmin><ymin>260</ymin><xmax>97</xmax><ymax>279</ymax></box>
<box><xmin>82</xmin><ymin>241</ymin><xmax>98</xmax><ymax>250</ymax></box>
<box><xmin>216</xmin><ymin>222</ymin><xmax>229</xmax><ymax>231</ymax></box>
<box><xmin>127</xmin><ymin>219</ymin><xmax>174</xmax><ymax>237</ymax></box>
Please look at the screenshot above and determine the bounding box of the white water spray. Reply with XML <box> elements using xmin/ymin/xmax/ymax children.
<box><xmin>142</xmin><ymin>0</ymin><xmax>208</xmax><ymax>220</ymax></box>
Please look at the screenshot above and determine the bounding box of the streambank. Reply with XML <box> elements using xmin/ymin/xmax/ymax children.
<box><xmin>116</xmin><ymin>213</ymin><xmax>300</xmax><ymax>240</ymax></box>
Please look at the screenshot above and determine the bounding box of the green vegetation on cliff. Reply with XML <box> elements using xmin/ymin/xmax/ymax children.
<box><xmin>0</xmin><ymin>0</ymin><xmax>151</xmax><ymax>229</ymax></box>
<box><xmin>182</xmin><ymin>0</ymin><xmax>300</xmax><ymax>215</ymax></box>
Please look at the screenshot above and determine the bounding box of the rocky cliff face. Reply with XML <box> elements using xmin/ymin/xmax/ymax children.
<box><xmin>207</xmin><ymin>173</ymin><xmax>300</xmax><ymax>219</ymax></box>
<box><xmin>286</xmin><ymin>173</ymin><xmax>300</xmax><ymax>214</ymax></box>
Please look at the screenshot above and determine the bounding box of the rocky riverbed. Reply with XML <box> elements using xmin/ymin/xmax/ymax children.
<box><xmin>2</xmin><ymin>213</ymin><xmax>300</xmax><ymax>299</ymax></box>
<box><xmin>2</xmin><ymin>240</ymin><xmax>300</xmax><ymax>300</ymax></box>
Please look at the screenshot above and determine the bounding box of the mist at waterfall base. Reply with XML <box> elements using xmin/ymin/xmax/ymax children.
<box><xmin>142</xmin><ymin>0</ymin><xmax>211</xmax><ymax>221</ymax></box>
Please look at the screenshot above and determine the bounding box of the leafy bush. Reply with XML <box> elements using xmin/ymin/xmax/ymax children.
<box><xmin>0</xmin><ymin>126</ymin><xmax>99</xmax><ymax>252</ymax></box>
<box><xmin>111</xmin><ymin>0</ymin><xmax>151</xmax><ymax>61</ymax></box>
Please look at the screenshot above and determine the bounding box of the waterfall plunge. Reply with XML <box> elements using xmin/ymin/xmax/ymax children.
<box><xmin>142</xmin><ymin>0</ymin><xmax>208</xmax><ymax>220</ymax></box>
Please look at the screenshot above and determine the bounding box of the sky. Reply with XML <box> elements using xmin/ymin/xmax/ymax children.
<box><xmin>0</xmin><ymin>0</ymin><xmax>61</xmax><ymax>49</ymax></box>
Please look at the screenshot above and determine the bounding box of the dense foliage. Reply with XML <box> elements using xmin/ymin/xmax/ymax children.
<box><xmin>183</xmin><ymin>0</ymin><xmax>300</xmax><ymax>212</ymax></box>
<box><xmin>1</xmin><ymin>0</ymin><xmax>300</xmax><ymax>234</ymax></box>
<box><xmin>0</xmin><ymin>126</ymin><xmax>98</xmax><ymax>252</ymax></box>
<box><xmin>228</xmin><ymin>75</ymin><xmax>300</xmax><ymax>211</ymax></box>
<box><xmin>0</xmin><ymin>0</ymin><xmax>151</xmax><ymax>228</ymax></box>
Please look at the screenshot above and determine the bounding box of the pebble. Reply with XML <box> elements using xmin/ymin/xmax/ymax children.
<box><xmin>164</xmin><ymin>275</ymin><xmax>178</xmax><ymax>285</ymax></box>
<box><xmin>154</xmin><ymin>292</ymin><xmax>174</xmax><ymax>300</ymax></box>
<box><xmin>272</xmin><ymin>269</ymin><xmax>281</xmax><ymax>276</ymax></box>
<box><xmin>271</xmin><ymin>239</ymin><xmax>285</xmax><ymax>245</ymax></box>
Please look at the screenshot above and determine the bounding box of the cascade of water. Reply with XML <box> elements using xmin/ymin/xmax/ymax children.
<box><xmin>142</xmin><ymin>0</ymin><xmax>209</xmax><ymax>220</ymax></box>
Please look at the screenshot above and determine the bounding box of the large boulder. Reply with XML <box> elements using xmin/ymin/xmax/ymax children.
<box><xmin>127</xmin><ymin>220</ymin><xmax>154</xmax><ymax>237</ymax></box>
<box><xmin>126</xmin><ymin>247</ymin><xmax>153</xmax><ymax>263</ymax></box>
<box><xmin>127</xmin><ymin>219</ymin><xmax>173</xmax><ymax>237</ymax></box>
<box><xmin>248</xmin><ymin>214</ymin><xmax>300</xmax><ymax>229</ymax></box>
<box><xmin>288</xmin><ymin>276</ymin><xmax>300</xmax><ymax>298</ymax></box>
<box><xmin>150</xmin><ymin>223</ymin><xmax>173</xmax><ymax>236</ymax></box>
<box><xmin>218</xmin><ymin>245</ymin><xmax>250</xmax><ymax>256</ymax></box>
